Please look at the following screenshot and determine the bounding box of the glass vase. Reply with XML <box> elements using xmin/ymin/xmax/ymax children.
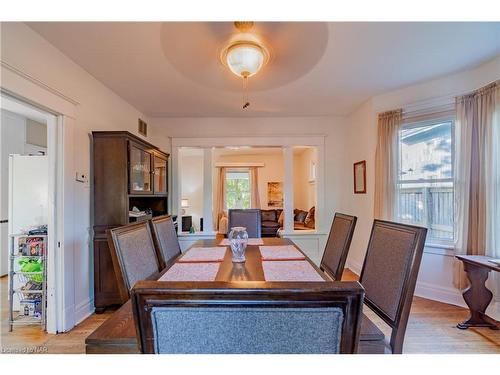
<box><xmin>228</xmin><ymin>226</ymin><xmax>248</xmax><ymax>263</ymax></box>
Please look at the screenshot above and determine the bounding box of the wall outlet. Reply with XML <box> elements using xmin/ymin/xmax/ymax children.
<box><xmin>76</xmin><ymin>172</ymin><xmax>88</xmax><ymax>183</ymax></box>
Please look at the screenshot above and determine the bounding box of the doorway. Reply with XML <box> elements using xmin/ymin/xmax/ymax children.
<box><xmin>1</xmin><ymin>94</ymin><xmax>59</xmax><ymax>333</ymax></box>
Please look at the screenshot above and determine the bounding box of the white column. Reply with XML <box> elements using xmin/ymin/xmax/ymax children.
<box><xmin>202</xmin><ymin>148</ymin><xmax>213</xmax><ymax>233</ymax></box>
<box><xmin>172</xmin><ymin>147</ymin><xmax>182</xmax><ymax>234</ymax></box>
<box><xmin>283</xmin><ymin>147</ymin><xmax>294</xmax><ymax>233</ymax></box>
<box><xmin>316</xmin><ymin>143</ymin><xmax>325</xmax><ymax>233</ymax></box>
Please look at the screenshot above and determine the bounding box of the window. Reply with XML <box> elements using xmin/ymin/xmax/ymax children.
<box><xmin>225</xmin><ymin>170</ymin><xmax>251</xmax><ymax>209</ymax></box>
<box><xmin>397</xmin><ymin>118</ymin><xmax>454</xmax><ymax>244</ymax></box>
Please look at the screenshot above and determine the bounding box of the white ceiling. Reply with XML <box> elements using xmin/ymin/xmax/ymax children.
<box><xmin>27</xmin><ymin>22</ymin><xmax>500</xmax><ymax>117</ymax></box>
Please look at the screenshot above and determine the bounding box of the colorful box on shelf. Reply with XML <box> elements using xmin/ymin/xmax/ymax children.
<box><xmin>19</xmin><ymin>299</ymin><xmax>42</xmax><ymax>318</ymax></box>
<box><xmin>18</xmin><ymin>237</ymin><xmax>45</xmax><ymax>256</ymax></box>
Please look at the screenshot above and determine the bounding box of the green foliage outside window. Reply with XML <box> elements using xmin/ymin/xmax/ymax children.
<box><xmin>225</xmin><ymin>171</ymin><xmax>251</xmax><ymax>209</ymax></box>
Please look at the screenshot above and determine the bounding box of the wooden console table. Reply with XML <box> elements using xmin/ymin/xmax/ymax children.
<box><xmin>455</xmin><ymin>255</ymin><xmax>500</xmax><ymax>330</ymax></box>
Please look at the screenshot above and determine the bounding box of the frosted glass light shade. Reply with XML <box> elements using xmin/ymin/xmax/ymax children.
<box><xmin>226</xmin><ymin>43</ymin><xmax>265</xmax><ymax>78</ymax></box>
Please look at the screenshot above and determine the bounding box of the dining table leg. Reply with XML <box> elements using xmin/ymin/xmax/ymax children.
<box><xmin>457</xmin><ymin>261</ymin><xmax>499</xmax><ymax>330</ymax></box>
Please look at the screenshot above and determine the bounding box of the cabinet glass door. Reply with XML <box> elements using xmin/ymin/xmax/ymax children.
<box><xmin>129</xmin><ymin>144</ymin><xmax>152</xmax><ymax>193</ymax></box>
<box><xmin>153</xmin><ymin>155</ymin><xmax>167</xmax><ymax>194</ymax></box>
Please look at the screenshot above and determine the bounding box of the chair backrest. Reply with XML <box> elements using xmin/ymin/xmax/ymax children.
<box><xmin>149</xmin><ymin>215</ymin><xmax>182</xmax><ymax>269</ymax></box>
<box><xmin>320</xmin><ymin>213</ymin><xmax>357</xmax><ymax>280</ymax></box>
<box><xmin>359</xmin><ymin>219</ymin><xmax>427</xmax><ymax>353</ymax></box>
<box><xmin>131</xmin><ymin>281</ymin><xmax>364</xmax><ymax>354</ymax></box>
<box><xmin>107</xmin><ymin>221</ymin><xmax>161</xmax><ymax>302</ymax></box>
<box><xmin>227</xmin><ymin>209</ymin><xmax>262</xmax><ymax>238</ymax></box>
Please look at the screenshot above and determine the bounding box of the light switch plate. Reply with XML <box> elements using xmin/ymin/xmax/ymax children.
<box><xmin>76</xmin><ymin>172</ymin><xmax>88</xmax><ymax>183</ymax></box>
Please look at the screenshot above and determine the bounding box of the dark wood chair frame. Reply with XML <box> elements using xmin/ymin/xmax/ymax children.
<box><xmin>131</xmin><ymin>281</ymin><xmax>365</xmax><ymax>354</ymax></box>
<box><xmin>320</xmin><ymin>213</ymin><xmax>357</xmax><ymax>281</ymax></box>
<box><xmin>148</xmin><ymin>214</ymin><xmax>182</xmax><ymax>270</ymax></box>
<box><xmin>107</xmin><ymin>221</ymin><xmax>162</xmax><ymax>303</ymax></box>
<box><xmin>359</xmin><ymin>219</ymin><xmax>427</xmax><ymax>354</ymax></box>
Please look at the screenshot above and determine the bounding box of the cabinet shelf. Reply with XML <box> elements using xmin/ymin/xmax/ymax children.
<box><xmin>10</xmin><ymin>315</ymin><xmax>43</xmax><ymax>324</ymax></box>
<box><xmin>8</xmin><ymin>234</ymin><xmax>47</xmax><ymax>331</ymax></box>
<box><xmin>13</xmin><ymin>289</ymin><xmax>43</xmax><ymax>294</ymax></box>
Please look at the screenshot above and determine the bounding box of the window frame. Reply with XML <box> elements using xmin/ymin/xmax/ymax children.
<box><xmin>224</xmin><ymin>168</ymin><xmax>252</xmax><ymax>210</ymax></box>
<box><xmin>397</xmin><ymin>115</ymin><xmax>456</xmax><ymax>247</ymax></box>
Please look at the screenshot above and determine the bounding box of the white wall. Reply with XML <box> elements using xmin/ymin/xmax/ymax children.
<box><xmin>0</xmin><ymin>111</ymin><xmax>27</xmax><ymax>276</ymax></box>
<box><xmin>0</xmin><ymin>22</ymin><xmax>169</xmax><ymax>329</ymax></box>
<box><xmin>343</xmin><ymin>55</ymin><xmax>500</xmax><ymax>318</ymax></box>
<box><xmin>294</xmin><ymin>148</ymin><xmax>317</xmax><ymax>212</ymax></box>
<box><xmin>179</xmin><ymin>151</ymin><xmax>204</xmax><ymax>232</ymax></box>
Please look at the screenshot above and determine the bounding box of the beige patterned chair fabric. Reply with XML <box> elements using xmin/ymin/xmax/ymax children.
<box><xmin>150</xmin><ymin>216</ymin><xmax>182</xmax><ymax>268</ymax></box>
<box><xmin>320</xmin><ymin>213</ymin><xmax>357</xmax><ymax>281</ymax></box>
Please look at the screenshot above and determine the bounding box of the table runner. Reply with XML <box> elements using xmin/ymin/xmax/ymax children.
<box><xmin>177</xmin><ymin>247</ymin><xmax>227</xmax><ymax>263</ymax></box>
<box><xmin>259</xmin><ymin>245</ymin><xmax>306</xmax><ymax>261</ymax></box>
<box><xmin>158</xmin><ymin>262</ymin><xmax>220</xmax><ymax>281</ymax></box>
<box><xmin>219</xmin><ymin>238</ymin><xmax>264</xmax><ymax>246</ymax></box>
<box><xmin>262</xmin><ymin>260</ymin><xmax>325</xmax><ymax>282</ymax></box>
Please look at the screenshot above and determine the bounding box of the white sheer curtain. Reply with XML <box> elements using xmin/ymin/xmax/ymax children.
<box><xmin>374</xmin><ymin>109</ymin><xmax>402</xmax><ymax>220</ymax></box>
<box><xmin>454</xmin><ymin>81</ymin><xmax>500</xmax><ymax>293</ymax></box>
<box><xmin>485</xmin><ymin>82</ymin><xmax>500</xmax><ymax>303</ymax></box>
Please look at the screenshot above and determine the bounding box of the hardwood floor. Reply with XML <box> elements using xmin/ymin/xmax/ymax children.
<box><xmin>1</xmin><ymin>272</ymin><xmax>499</xmax><ymax>354</ymax></box>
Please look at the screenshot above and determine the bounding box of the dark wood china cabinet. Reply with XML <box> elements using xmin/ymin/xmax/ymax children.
<box><xmin>92</xmin><ymin>131</ymin><xmax>169</xmax><ymax>312</ymax></box>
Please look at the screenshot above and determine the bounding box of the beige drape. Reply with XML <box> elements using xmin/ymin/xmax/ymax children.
<box><xmin>454</xmin><ymin>81</ymin><xmax>500</xmax><ymax>289</ymax></box>
<box><xmin>249</xmin><ymin>167</ymin><xmax>261</xmax><ymax>209</ymax></box>
<box><xmin>374</xmin><ymin>109</ymin><xmax>402</xmax><ymax>220</ymax></box>
<box><xmin>213</xmin><ymin>167</ymin><xmax>226</xmax><ymax>230</ymax></box>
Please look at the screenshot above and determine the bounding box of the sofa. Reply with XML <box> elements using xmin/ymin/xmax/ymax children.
<box><xmin>260</xmin><ymin>209</ymin><xmax>283</xmax><ymax>237</ymax></box>
<box><xmin>219</xmin><ymin>207</ymin><xmax>316</xmax><ymax>237</ymax></box>
<box><xmin>261</xmin><ymin>207</ymin><xmax>315</xmax><ymax>237</ymax></box>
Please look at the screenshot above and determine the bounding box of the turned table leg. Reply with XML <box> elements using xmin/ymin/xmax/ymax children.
<box><xmin>457</xmin><ymin>262</ymin><xmax>499</xmax><ymax>330</ymax></box>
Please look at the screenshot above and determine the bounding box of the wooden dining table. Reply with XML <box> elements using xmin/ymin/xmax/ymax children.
<box><xmin>85</xmin><ymin>237</ymin><xmax>384</xmax><ymax>353</ymax></box>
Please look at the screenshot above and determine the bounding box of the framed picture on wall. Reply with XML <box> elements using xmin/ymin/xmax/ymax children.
<box><xmin>267</xmin><ymin>182</ymin><xmax>283</xmax><ymax>208</ymax></box>
<box><xmin>353</xmin><ymin>160</ymin><xmax>366</xmax><ymax>194</ymax></box>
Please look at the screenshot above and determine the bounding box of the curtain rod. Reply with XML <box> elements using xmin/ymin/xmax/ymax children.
<box><xmin>215</xmin><ymin>162</ymin><xmax>265</xmax><ymax>168</ymax></box>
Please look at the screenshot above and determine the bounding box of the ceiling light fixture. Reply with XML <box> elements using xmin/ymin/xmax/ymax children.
<box><xmin>220</xmin><ymin>22</ymin><xmax>269</xmax><ymax>109</ymax></box>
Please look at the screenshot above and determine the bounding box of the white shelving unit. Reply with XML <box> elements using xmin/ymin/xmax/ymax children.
<box><xmin>8</xmin><ymin>234</ymin><xmax>47</xmax><ymax>331</ymax></box>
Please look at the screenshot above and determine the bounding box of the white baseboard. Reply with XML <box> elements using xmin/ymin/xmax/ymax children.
<box><xmin>486</xmin><ymin>301</ymin><xmax>500</xmax><ymax>321</ymax></box>
<box><xmin>60</xmin><ymin>304</ymin><xmax>75</xmax><ymax>333</ymax></box>
<box><xmin>346</xmin><ymin>258</ymin><xmax>363</xmax><ymax>276</ymax></box>
<box><xmin>414</xmin><ymin>281</ymin><xmax>466</xmax><ymax>308</ymax></box>
<box><xmin>74</xmin><ymin>297</ymin><xmax>95</xmax><ymax>326</ymax></box>
<box><xmin>347</xmin><ymin>259</ymin><xmax>500</xmax><ymax>321</ymax></box>
<box><xmin>347</xmin><ymin>258</ymin><xmax>466</xmax><ymax>307</ymax></box>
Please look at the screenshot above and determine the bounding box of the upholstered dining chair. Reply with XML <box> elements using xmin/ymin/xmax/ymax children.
<box><xmin>131</xmin><ymin>281</ymin><xmax>365</xmax><ymax>354</ymax></box>
<box><xmin>320</xmin><ymin>213</ymin><xmax>357</xmax><ymax>280</ymax></box>
<box><xmin>149</xmin><ymin>215</ymin><xmax>182</xmax><ymax>269</ymax></box>
<box><xmin>107</xmin><ymin>221</ymin><xmax>162</xmax><ymax>302</ymax></box>
<box><xmin>227</xmin><ymin>209</ymin><xmax>262</xmax><ymax>238</ymax></box>
<box><xmin>358</xmin><ymin>220</ymin><xmax>427</xmax><ymax>354</ymax></box>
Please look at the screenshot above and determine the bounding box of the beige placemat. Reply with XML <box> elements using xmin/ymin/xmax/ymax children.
<box><xmin>262</xmin><ymin>261</ymin><xmax>325</xmax><ymax>282</ymax></box>
<box><xmin>159</xmin><ymin>262</ymin><xmax>220</xmax><ymax>281</ymax></box>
